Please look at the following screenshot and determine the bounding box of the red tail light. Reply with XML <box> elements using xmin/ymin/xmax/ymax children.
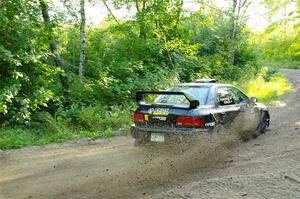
<box><xmin>133</xmin><ymin>113</ymin><xmax>144</xmax><ymax>122</ymax></box>
<box><xmin>176</xmin><ymin>117</ymin><xmax>204</xmax><ymax>127</ymax></box>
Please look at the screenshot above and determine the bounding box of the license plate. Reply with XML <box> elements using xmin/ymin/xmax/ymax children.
<box><xmin>152</xmin><ymin>116</ymin><xmax>167</xmax><ymax>121</ymax></box>
<box><xmin>148</xmin><ymin>108</ymin><xmax>169</xmax><ymax>116</ymax></box>
<box><xmin>150</xmin><ymin>133</ymin><xmax>165</xmax><ymax>142</ymax></box>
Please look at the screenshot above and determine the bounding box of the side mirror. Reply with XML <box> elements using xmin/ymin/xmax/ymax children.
<box><xmin>189</xmin><ymin>99</ymin><xmax>200</xmax><ymax>109</ymax></box>
<box><xmin>250</xmin><ymin>97</ymin><xmax>258</xmax><ymax>104</ymax></box>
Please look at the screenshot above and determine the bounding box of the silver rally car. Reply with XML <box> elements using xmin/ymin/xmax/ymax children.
<box><xmin>131</xmin><ymin>79</ymin><xmax>270</xmax><ymax>146</ymax></box>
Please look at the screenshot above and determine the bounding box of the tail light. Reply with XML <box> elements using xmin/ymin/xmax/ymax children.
<box><xmin>133</xmin><ymin>113</ymin><xmax>144</xmax><ymax>122</ymax></box>
<box><xmin>176</xmin><ymin>117</ymin><xmax>204</xmax><ymax>127</ymax></box>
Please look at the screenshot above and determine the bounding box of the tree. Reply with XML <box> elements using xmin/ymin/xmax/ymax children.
<box><xmin>255</xmin><ymin>0</ymin><xmax>300</xmax><ymax>64</ymax></box>
<box><xmin>0</xmin><ymin>0</ymin><xmax>64</xmax><ymax>124</ymax></box>
<box><xmin>79</xmin><ymin>0</ymin><xmax>86</xmax><ymax>77</ymax></box>
<box><xmin>262</xmin><ymin>0</ymin><xmax>296</xmax><ymax>38</ymax></box>
<box><xmin>39</xmin><ymin>0</ymin><xmax>69</xmax><ymax>104</ymax></box>
<box><xmin>228</xmin><ymin>0</ymin><xmax>251</xmax><ymax>65</ymax></box>
<box><xmin>134</xmin><ymin>0</ymin><xmax>147</xmax><ymax>39</ymax></box>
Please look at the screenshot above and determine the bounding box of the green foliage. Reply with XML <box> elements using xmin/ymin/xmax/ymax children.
<box><xmin>1</xmin><ymin>0</ymin><xmax>292</xmax><ymax>150</ymax></box>
<box><xmin>0</xmin><ymin>0</ymin><xmax>63</xmax><ymax>125</ymax></box>
<box><xmin>69</xmin><ymin>104</ymin><xmax>134</xmax><ymax>132</ymax></box>
<box><xmin>0</xmin><ymin>104</ymin><xmax>133</xmax><ymax>149</ymax></box>
<box><xmin>263</xmin><ymin>67</ymin><xmax>278</xmax><ymax>82</ymax></box>
<box><xmin>32</xmin><ymin>112</ymin><xmax>61</xmax><ymax>134</ymax></box>
<box><xmin>239</xmin><ymin>68</ymin><xmax>291</xmax><ymax>104</ymax></box>
<box><xmin>255</xmin><ymin>0</ymin><xmax>300</xmax><ymax>68</ymax></box>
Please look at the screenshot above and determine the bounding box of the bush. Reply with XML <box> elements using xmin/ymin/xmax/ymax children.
<box><xmin>60</xmin><ymin>103</ymin><xmax>135</xmax><ymax>133</ymax></box>
<box><xmin>263</xmin><ymin>67</ymin><xmax>278</xmax><ymax>82</ymax></box>
<box><xmin>31</xmin><ymin>112</ymin><xmax>61</xmax><ymax>134</ymax></box>
<box><xmin>77</xmin><ymin>106</ymin><xmax>104</xmax><ymax>131</ymax></box>
<box><xmin>240</xmin><ymin>68</ymin><xmax>291</xmax><ymax>103</ymax></box>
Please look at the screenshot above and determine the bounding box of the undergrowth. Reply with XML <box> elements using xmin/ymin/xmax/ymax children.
<box><xmin>0</xmin><ymin>104</ymin><xmax>134</xmax><ymax>150</ymax></box>
<box><xmin>0</xmin><ymin>68</ymin><xmax>292</xmax><ymax>150</ymax></box>
<box><xmin>239</xmin><ymin>68</ymin><xmax>292</xmax><ymax>104</ymax></box>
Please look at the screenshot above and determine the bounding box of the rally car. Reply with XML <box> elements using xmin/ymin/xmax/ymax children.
<box><xmin>131</xmin><ymin>79</ymin><xmax>270</xmax><ymax>146</ymax></box>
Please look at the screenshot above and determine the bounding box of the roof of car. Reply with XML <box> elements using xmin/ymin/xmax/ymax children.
<box><xmin>174</xmin><ymin>82</ymin><xmax>232</xmax><ymax>87</ymax></box>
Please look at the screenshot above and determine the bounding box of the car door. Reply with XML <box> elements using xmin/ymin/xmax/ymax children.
<box><xmin>213</xmin><ymin>86</ymin><xmax>241</xmax><ymax>129</ymax></box>
<box><xmin>228</xmin><ymin>87</ymin><xmax>260</xmax><ymax>132</ymax></box>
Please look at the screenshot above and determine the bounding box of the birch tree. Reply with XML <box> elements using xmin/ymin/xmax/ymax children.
<box><xmin>228</xmin><ymin>0</ymin><xmax>250</xmax><ymax>65</ymax></box>
<box><xmin>79</xmin><ymin>0</ymin><xmax>86</xmax><ymax>77</ymax></box>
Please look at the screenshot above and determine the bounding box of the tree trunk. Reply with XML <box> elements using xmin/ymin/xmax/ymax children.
<box><xmin>79</xmin><ymin>0</ymin><xmax>86</xmax><ymax>77</ymax></box>
<box><xmin>39</xmin><ymin>0</ymin><xmax>69</xmax><ymax>105</ymax></box>
<box><xmin>228</xmin><ymin>0</ymin><xmax>250</xmax><ymax>65</ymax></box>
<box><xmin>228</xmin><ymin>0</ymin><xmax>238</xmax><ymax>65</ymax></box>
<box><xmin>135</xmin><ymin>0</ymin><xmax>146</xmax><ymax>39</ymax></box>
<box><xmin>102</xmin><ymin>0</ymin><xmax>120</xmax><ymax>25</ymax></box>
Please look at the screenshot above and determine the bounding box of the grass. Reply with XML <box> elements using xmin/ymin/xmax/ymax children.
<box><xmin>239</xmin><ymin>69</ymin><xmax>292</xmax><ymax>104</ymax></box>
<box><xmin>0</xmin><ymin>127</ymin><xmax>114</xmax><ymax>150</ymax></box>
<box><xmin>0</xmin><ymin>68</ymin><xmax>292</xmax><ymax>150</ymax></box>
<box><xmin>0</xmin><ymin>105</ymin><xmax>134</xmax><ymax>150</ymax></box>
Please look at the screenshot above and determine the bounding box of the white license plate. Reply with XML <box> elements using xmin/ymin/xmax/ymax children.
<box><xmin>150</xmin><ymin>133</ymin><xmax>165</xmax><ymax>142</ymax></box>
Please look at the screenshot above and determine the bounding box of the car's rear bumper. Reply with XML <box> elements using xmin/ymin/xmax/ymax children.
<box><xmin>130</xmin><ymin>124</ymin><xmax>210</xmax><ymax>139</ymax></box>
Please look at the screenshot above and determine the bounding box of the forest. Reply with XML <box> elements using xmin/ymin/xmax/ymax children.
<box><xmin>0</xmin><ymin>0</ymin><xmax>298</xmax><ymax>149</ymax></box>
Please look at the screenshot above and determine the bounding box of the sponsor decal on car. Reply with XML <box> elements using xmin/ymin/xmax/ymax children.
<box><xmin>144</xmin><ymin>114</ymin><xmax>149</xmax><ymax>121</ymax></box>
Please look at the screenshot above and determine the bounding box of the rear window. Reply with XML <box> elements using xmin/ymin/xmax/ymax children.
<box><xmin>155</xmin><ymin>86</ymin><xmax>210</xmax><ymax>106</ymax></box>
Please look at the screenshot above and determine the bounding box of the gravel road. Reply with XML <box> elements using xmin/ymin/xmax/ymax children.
<box><xmin>0</xmin><ymin>69</ymin><xmax>299</xmax><ymax>199</ymax></box>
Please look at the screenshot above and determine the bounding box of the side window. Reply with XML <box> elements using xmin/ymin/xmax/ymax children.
<box><xmin>216</xmin><ymin>87</ymin><xmax>235</xmax><ymax>106</ymax></box>
<box><xmin>229</xmin><ymin>87</ymin><xmax>248</xmax><ymax>104</ymax></box>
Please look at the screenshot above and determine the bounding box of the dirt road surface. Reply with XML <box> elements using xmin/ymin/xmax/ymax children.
<box><xmin>1</xmin><ymin>69</ymin><xmax>300</xmax><ymax>199</ymax></box>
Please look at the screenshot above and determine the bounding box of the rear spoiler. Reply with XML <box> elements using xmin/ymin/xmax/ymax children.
<box><xmin>136</xmin><ymin>91</ymin><xmax>200</xmax><ymax>110</ymax></box>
